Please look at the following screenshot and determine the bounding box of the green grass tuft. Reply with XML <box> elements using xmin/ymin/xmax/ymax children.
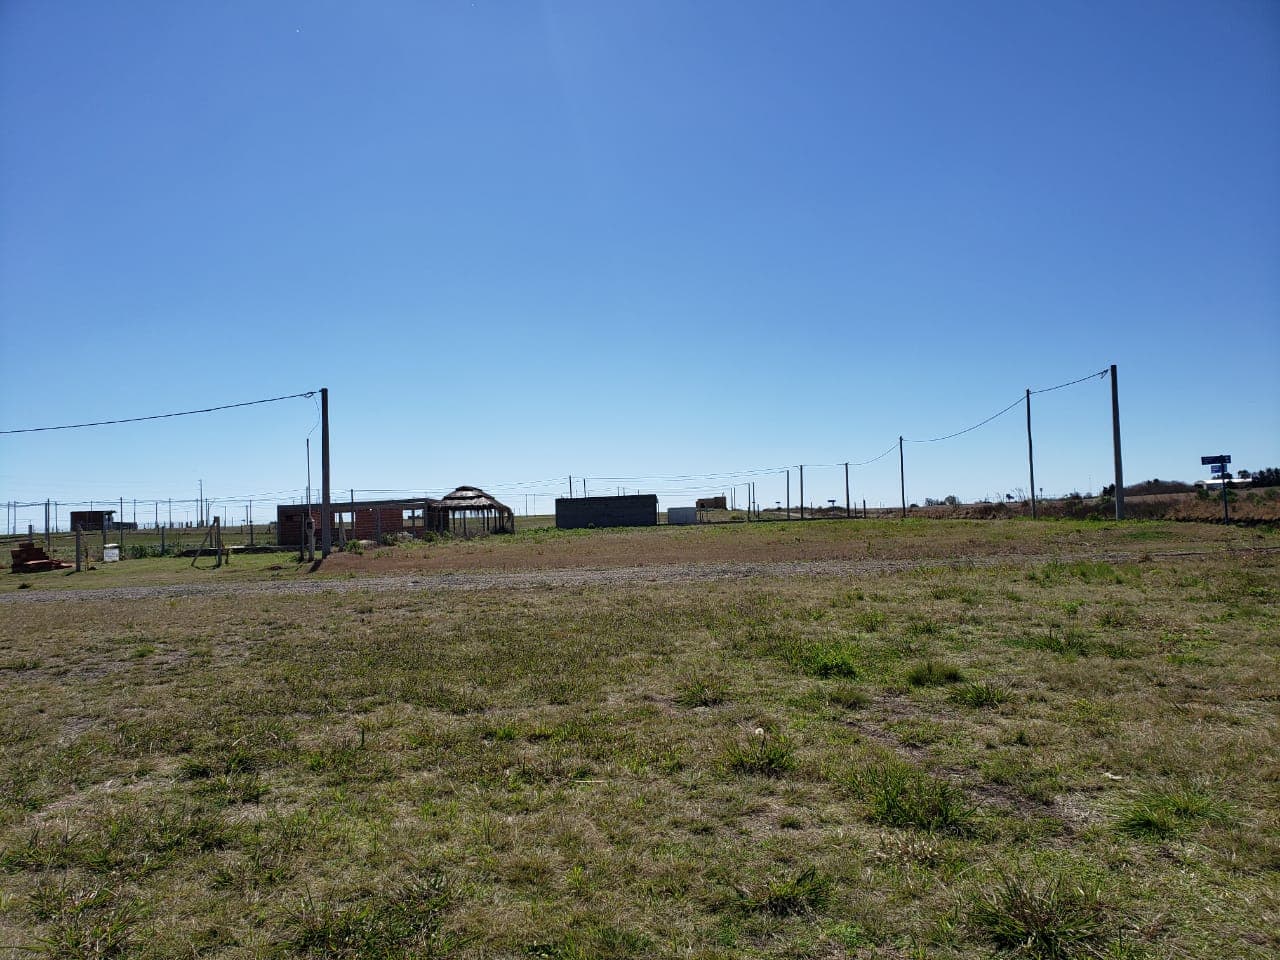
<box><xmin>722</xmin><ymin>731</ymin><xmax>796</xmax><ymax>777</ymax></box>
<box><xmin>739</xmin><ymin>865</ymin><xmax>832</xmax><ymax>916</ymax></box>
<box><xmin>949</xmin><ymin>680</ymin><xmax>1012</xmax><ymax>708</ymax></box>
<box><xmin>828</xmin><ymin>682</ymin><xmax>870</xmax><ymax>710</ymax></box>
<box><xmin>280</xmin><ymin>870</ymin><xmax>454</xmax><ymax>959</ymax></box>
<box><xmin>855</xmin><ymin>762</ymin><xmax>975</xmax><ymax>834</ymax></box>
<box><xmin>674</xmin><ymin>675</ymin><xmax>727</xmax><ymax>707</ymax></box>
<box><xmin>1114</xmin><ymin>787</ymin><xmax>1229</xmax><ymax>840</ymax></box>
<box><xmin>969</xmin><ymin>870</ymin><xmax>1108</xmax><ymax>959</ymax></box>
<box><xmin>801</xmin><ymin>643</ymin><xmax>860</xmax><ymax>678</ymax></box>
<box><xmin>906</xmin><ymin>660</ymin><xmax>963</xmax><ymax>687</ymax></box>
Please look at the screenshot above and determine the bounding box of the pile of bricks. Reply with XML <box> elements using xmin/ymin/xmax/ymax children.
<box><xmin>9</xmin><ymin>540</ymin><xmax>72</xmax><ymax>573</ymax></box>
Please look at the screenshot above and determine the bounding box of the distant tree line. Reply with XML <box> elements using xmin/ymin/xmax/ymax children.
<box><xmin>1099</xmin><ymin>468</ymin><xmax>1280</xmax><ymax>498</ymax></box>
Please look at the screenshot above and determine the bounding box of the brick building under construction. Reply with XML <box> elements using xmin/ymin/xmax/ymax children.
<box><xmin>275</xmin><ymin>486</ymin><xmax>514</xmax><ymax>546</ymax></box>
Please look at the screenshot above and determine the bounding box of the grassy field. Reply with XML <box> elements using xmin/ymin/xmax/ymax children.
<box><xmin>1</xmin><ymin>519</ymin><xmax>1277</xmax><ymax>958</ymax></box>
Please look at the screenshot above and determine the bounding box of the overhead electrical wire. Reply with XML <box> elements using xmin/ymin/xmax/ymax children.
<box><xmin>904</xmin><ymin>366</ymin><xmax>1107</xmax><ymax>444</ymax></box>
<box><xmin>0</xmin><ymin>390</ymin><xmax>318</xmax><ymax>435</ymax></box>
<box><xmin>3</xmin><ymin>368</ymin><xmax>1112</xmax><ymax>512</ymax></box>
<box><xmin>1032</xmin><ymin>368</ymin><xmax>1109</xmax><ymax>395</ymax></box>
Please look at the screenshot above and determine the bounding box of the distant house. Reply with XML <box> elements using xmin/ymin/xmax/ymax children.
<box><xmin>696</xmin><ymin>496</ymin><xmax>727</xmax><ymax>510</ymax></box>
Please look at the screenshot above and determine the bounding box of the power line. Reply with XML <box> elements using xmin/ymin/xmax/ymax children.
<box><xmin>904</xmin><ymin>396</ymin><xmax>1024</xmax><ymax>444</ymax></box>
<box><xmin>904</xmin><ymin>366</ymin><xmax>1107</xmax><ymax>444</ymax></box>
<box><xmin>851</xmin><ymin>442</ymin><xmax>900</xmax><ymax>465</ymax></box>
<box><xmin>1031</xmin><ymin>368</ymin><xmax>1109</xmax><ymax>395</ymax></box>
<box><xmin>0</xmin><ymin>390</ymin><xmax>318</xmax><ymax>435</ymax></box>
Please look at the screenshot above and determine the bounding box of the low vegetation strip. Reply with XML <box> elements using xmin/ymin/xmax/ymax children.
<box><xmin>0</xmin><ymin>523</ymin><xmax>1277</xmax><ymax>958</ymax></box>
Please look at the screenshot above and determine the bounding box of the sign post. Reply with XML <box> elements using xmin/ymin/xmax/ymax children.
<box><xmin>1200</xmin><ymin>455</ymin><xmax>1232</xmax><ymax>522</ymax></box>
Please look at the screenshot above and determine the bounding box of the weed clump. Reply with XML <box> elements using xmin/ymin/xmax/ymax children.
<box><xmin>969</xmin><ymin>870</ymin><xmax>1108</xmax><ymax>959</ymax></box>
<box><xmin>855</xmin><ymin>762</ymin><xmax>974</xmax><ymax>834</ymax></box>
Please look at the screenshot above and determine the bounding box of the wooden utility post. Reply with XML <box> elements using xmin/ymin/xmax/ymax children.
<box><xmin>75</xmin><ymin>524</ymin><xmax>82</xmax><ymax>571</ymax></box>
<box><xmin>844</xmin><ymin>463</ymin><xmax>850</xmax><ymax>518</ymax></box>
<box><xmin>786</xmin><ymin>470</ymin><xmax>790</xmax><ymax>519</ymax></box>
<box><xmin>321</xmin><ymin>386</ymin><xmax>332</xmax><ymax>557</ymax></box>
<box><xmin>799</xmin><ymin>466</ymin><xmax>805</xmax><ymax>520</ymax></box>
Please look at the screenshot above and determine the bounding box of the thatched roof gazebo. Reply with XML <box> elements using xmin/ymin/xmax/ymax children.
<box><xmin>437</xmin><ymin>486</ymin><xmax>515</xmax><ymax>536</ymax></box>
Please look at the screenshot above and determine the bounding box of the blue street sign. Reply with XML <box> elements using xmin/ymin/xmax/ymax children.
<box><xmin>1211</xmin><ymin>463</ymin><xmax>1225</xmax><ymax>475</ymax></box>
<box><xmin>1200</xmin><ymin>455</ymin><xmax>1231</xmax><ymax>466</ymax></box>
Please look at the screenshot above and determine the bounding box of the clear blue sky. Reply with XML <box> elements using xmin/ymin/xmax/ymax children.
<box><xmin>2</xmin><ymin>0</ymin><xmax>1277</xmax><ymax>525</ymax></box>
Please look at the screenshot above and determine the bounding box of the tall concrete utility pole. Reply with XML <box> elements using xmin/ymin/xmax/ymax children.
<box><xmin>1110</xmin><ymin>365</ymin><xmax>1124</xmax><ymax>520</ymax></box>
<box><xmin>1026</xmin><ymin>389</ymin><xmax>1037</xmax><ymax>519</ymax></box>
<box><xmin>899</xmin><ymin>437</ymin><xmax>906</xmax><ymax>518</ymax></box>
<box><xmin>321</xmin><ymin>386</ymin><xmax>332</xmax><ymax>557</ymax></box>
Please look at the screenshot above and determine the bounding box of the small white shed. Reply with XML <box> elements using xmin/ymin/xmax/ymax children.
<box><xmin>667</xmin><ymin>507</ymin><xmax>699</xmax><ymax>525</ymax></box>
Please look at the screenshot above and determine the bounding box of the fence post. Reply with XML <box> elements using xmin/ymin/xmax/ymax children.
<box><xmin>75</xmin><ymin>524</ymin><xmax>82</xmax><ymax>571</ymax></box>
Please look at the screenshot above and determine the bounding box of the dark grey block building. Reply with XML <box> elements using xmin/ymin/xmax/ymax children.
<box><xmin>555</xmin><ymin>495</ymin><xmax>658</xmax><ymax>529</ymax></box>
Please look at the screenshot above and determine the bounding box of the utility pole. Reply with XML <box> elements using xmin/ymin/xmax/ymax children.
<box><xmin>321</xmin><ymin>386</ymin><xmax>331</xmax><ymax>557</ymax></box>
<box><xmin>568</xmin><ymin>476</ymin><xmax>573</xmax><ymax>498</ymax></box>
<box><xmin>844</xmin><ymin>463</ymin><xmax>851</xmax><ymax>519</ymax></box>
<box><xmin>899</xmin><ymin>436</ymin><xmax>906</xmax><ymax>518</ymax></box>
<box><xmin>1110</xmin><ymin>364</ymin><xmax>1125</xmax><ymax>520</ymax></box>
<box><xmin>1026</xmin><ymin>388</ymin><xmax>1037</xmax><ymax>519</ymax></box>
<box><xmin>199</xmin><ymin>480</ymin><xmax>203</xmax><ymax>527</ymax></box>
<box><xmin>786</xmin><ymin>470</ymin><xmax>791</xmax><ymax>519</ymax></box>
<box><xmin>799</xmin><ymin>466</ymin><xmax>805</xmax><ymax>520</ymax></box>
